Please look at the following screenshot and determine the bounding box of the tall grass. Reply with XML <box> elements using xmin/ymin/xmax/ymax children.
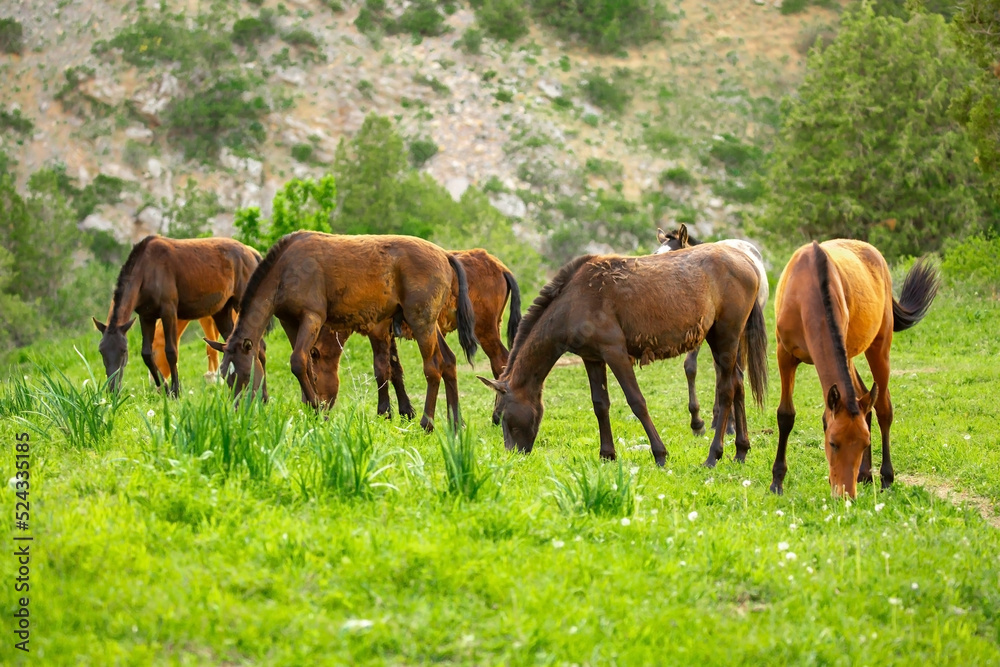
<box><xmin>438</xmin><ymin>425</ymin><xmax>501</xmax><ymax>501</ymax></box>
<box><xmin>549</xmin><ymin>458</ymin><xmax>640</xmax><ymax>517</ymax></box>
<box><xmin>144</xmin><ymin>386</ymin><xmax>288</xmax><ymax>483</ymax></box>
<box><xmin>0</xmin><ymin>369</ymin><xmax>34</xmax><ymax>418</ymax></box>
<box><xmin>26</xmin><ymin>349</ymin><xmax>129</xmax><ymax>449</ymax></box>
<box><xmin>293</xmin><ymin>410</ymin><xmax>395</xmax><ymax>501</ymax></box>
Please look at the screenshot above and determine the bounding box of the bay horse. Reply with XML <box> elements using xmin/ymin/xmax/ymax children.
<box><xmin>655</xmin><ymin>224</ymin><xmax>769</xmax><ymax>436</ymax></box>
<box><xmin>770</xmin><ymin>240</ymin><xmax>940</xmax><ymax>497</ymax></box>
<box><xmin>307</xmin><ymin>249</ymin><xmax>522</xmax><ymax>424</ymax></box>
<box><xmin>93</xmin><ymin>235</ymin><xmax>262</xmax><ymax>395</ymax></box>
<box><xmin>480</xmin><ymin>245</ymin><xmax>768</xmax><ymax>467</ymax></box>
<box><xmin>207</xmin><ymin>231</ymin><xmax>478</xmax><ymax>431</ymax></box>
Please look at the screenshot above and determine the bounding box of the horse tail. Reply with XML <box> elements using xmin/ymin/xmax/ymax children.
<box><xmin>448</xmin><ymin>254</ymin><xmax>479</xmax><ymax>365</ymax></box>
<box><xmin>892</xmin><ymin>256</ymin><xmax>940</xmax><ymax>332</ymax></box>
<box><xmin>502</xmin><ymin>270</ymin><xmax>522</xmax><ymax>348</ymax></box>
<box><xmin>743</xmin><ymin>299</ymin><xmax>768</xmax><ymax>409</ymax></box>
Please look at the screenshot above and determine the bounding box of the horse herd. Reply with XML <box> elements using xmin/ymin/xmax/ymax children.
<box><xmin>93</xmin><ymin>226</ymin><xmax>939</xmax><ymax>498</ymax></box>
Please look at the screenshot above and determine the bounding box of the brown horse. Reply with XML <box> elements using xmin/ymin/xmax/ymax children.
<box><xmin>207</xmin><ymin>231</ymin><xmax>478</xmax><ymax>430</ymax></box>
<box><xmin>93</xmin><ymin>235</ymin><xmax>262</xmax><ymax>395</ymax></box>
<box><xmin>770</xmin><ymin>240</ymin><xmax>939</xmax><ymax>497</ymax></box>
<box><xmin>655</xmin><ymin>224</ymin><xmax>770</xmax><ymax>436</ymax></box>
<box><xmin>480</xmin><ymin>245</ymin><xmax>768</xmax><ymax>466</ymax></box>
<box><xmin>307</xmin><ymin>248</ymin><xmax>522</xmax><ymax>423</ymax></box>
<box><xmin>151</xmin><ymin>317</ymin><xmax>226</xmax><ymax>382</ymax></box>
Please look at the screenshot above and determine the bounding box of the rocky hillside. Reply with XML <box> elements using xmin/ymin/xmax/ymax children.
<box><xmin>0</xmin><ymin>0</ymin><xmax>843</xmax><ymax>255</ymax></box>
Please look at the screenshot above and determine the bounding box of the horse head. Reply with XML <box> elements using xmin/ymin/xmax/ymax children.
<box><xmin>479</xmin><ymin>376</ymin><xmax>541</xmax><ymax>452</ymax></box>
<box><xmin>93</xmin><ymin>316</ymin><xmax>134</xmax><ymax>392</ymax></box>
<box><xmin>822</xmin><ymin>382</ymin><xmax>878</xmax><ymax>497</ymax></box>
<box><xmin>655</xmin><ymin>224</ymin><xmax>692</xmax><ymax>254</ymax></box>
<box><xmin>207</xmin><ymin>336</ymin><xmax>266</xmax><ymax>404</ymax></box>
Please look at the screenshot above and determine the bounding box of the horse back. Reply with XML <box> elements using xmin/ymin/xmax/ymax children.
<box><xmin>136</xmin><ymin>237</ymin><xmax>249</xmax><ymax>317</ymax></box>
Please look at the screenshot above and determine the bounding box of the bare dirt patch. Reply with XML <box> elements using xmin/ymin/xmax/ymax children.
<box><xmin>897</xmin><ymin>474</ymin><xmax>1000</xmax><ymax>529</ymax></box>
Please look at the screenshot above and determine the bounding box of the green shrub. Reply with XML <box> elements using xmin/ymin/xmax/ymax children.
<box><xmin>456</xmin><ymin>27</ymin><xmax>483</xmax><ymax>54</ymax></box>
<box><xmin>477</xmin><ymin>0</ymin><xmax>529</xmax><ymax>42</ymax></box>
<box><xmin>413</xmin><ymin>73</ymin><xmax>450</xmax><ymax>95</ymax></box>
<box><xmin>232</xmin><ymin>14</ymin><xmax>276</xmax><ymax>46</ymax></box>
<box><xmin>585</xmin><ymin>157</ymin><xmax>623</xmax><ymax>182</ymax></box>
<box><xmin>643</xmin><ymin>124</ymin><xmax>682</xmax><ymax>151</ymax></box>
<box><xmin>0</xmin><ymin>109</ymin><xmax>34</xmax><ymax>135</ymax></box>
<box><xmin>164</xmin><ymin>75</ymin><xmax>269</xmax><ymax>160</ymax></box>
<box><xmin>104</xmin><ymin>14</ymin><xmax>234</xmax><ymax>71</ymax></box>
<box><xmin>528</xmin><ymin>0</ymin><xmax>672</xmax><ymax>53</ymax></box>
<box><xmin>580</xmin><ymin>69</ymin><xmax>632</xmax><ymax>114</ymax></box>
<box><xmin>235</xmin><ymin>175</ymin><xmax>337</xmax><ymax>251</ymax></box>
<box><xmin>357</xmin><ymin>79</ymin><xmax>374</xmax><ymax>99</ymax></box>
<box><xmin>0</xmin><ymin>18</ymin><xmax>24</xmax><ymax>54</ymax></box>
<box><xmin>388</xmin><ymin>0</ymin><xmax>448</xmax><ymax>38</ymax></box>
<box><xmin>166</xmin><ymin>179</ymin><xmax>221</xmax><ymax>239</ymax></box>
<box><xmin>779</xmin><ymin>0</ymin><xmax>836</xmax><ymax>15</ymax></box>
<box><xmin>283</xmin><ymin>27</ymin><xmax>320</xmax><ymax>48</ymax></box>
<box><xmin>291</xmin><ymin>143</ymin><xmax>314</xmax><ymax>163</ymax></box>
<box><xmin>942</xmin><ymin>235</ymin><xmax>1000</xmax><ymax>294</ymax></box>
<box><xmin>495</xmin><ymin>89</ymin><xmax>513</xmax><ymax>103</ymax></box>
<box><xmin>660</xmin><ymin>166</ymin><xmax>694</xmax><ymax>186</ymax></box>
<box><xmin>408</xmin><ymin>137</ymin><xmax>439</xmax><ymax>167</ymax></box>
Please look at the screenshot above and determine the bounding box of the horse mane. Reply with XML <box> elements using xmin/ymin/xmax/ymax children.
<box><xmin>239</xmin><ymin>232</ymin><xmax>313</xmax><ymax>313</ymax></box>
<box><xmin>812</xmin><ymin>242</ymin><xmax>859</xmax><ymax>415</ymax></box>
<box><xmin>505</xmin><ymin>254</ymin><xmax>594</xmax><ymax>373</ymax></box>
<box><xmin>687</xmin><ymin>235</ymin><xmax>703</xmax><ymax>246</ymax></box>
<box><xmin>109</xmin><ymin>235</ymin><xmax>156</xmax><ymax>325</ymax></box>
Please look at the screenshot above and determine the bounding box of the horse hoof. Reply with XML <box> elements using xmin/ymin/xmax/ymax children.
<box><xmin>733</xmin><ymin>451</ymin><xmax>748</xmax><ymax>464</ymax></box>
<box><xmin>769</xmin><ymin>482</ymin><xmax>783</xmax><ymax>495</ymax></box>
<box><xmin>702</xmin><ymin>457</ymin><xmax>718</xmax><ymax>469</ymax></box>
<box><xmin>419</xmin><ymin>417</ymin><xmax>434</xmax><ymax>432</ymax></box>
<box><xmin>654</xmin><ymin>456</ymin><xmax>667</xmax><ymax>467</ymax></box>
<box><xmin>203</xmin><ymin>371</ymin><xmax>219</xmax><ymax>384</ymax></box>
<box><xmin>857</xmin><ymin>473</ymin><xmax>874</xmax><ymax>485</ymax></box>
<box><xmin>400</xmin><ymin>409</ymin><xmax>416</xmax><ymax>421</ymax></box>
<box><xmin>726</xmin><ymin>424</ymin><xmax>736</xmax><ymax>436</ymax></box>
<box><xmin>881</xmin><ymin>477</ymin><xmax>894</xmax><ymax>490</ymax></box>
<box><xmin>692</xmin><ymin>425</ymin><xmax>706</xmax><ymax>437</ymax></box>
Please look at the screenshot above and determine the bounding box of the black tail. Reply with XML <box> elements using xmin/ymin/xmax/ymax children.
<box><xmin>893</xmin><ymin>256</ymin><xmax>940</xmax><ymax>332</ymax></box>
<box><xmin>743</xmin><ymin>300</ymin><xmax>768</xmax><ymax>409</ymax></box>
<box><xmin>448</xmin><ymin>254</ymin><xmax>479</xmax><ymax>365</ymax></box>
<box><xmin>502</xmin><ymin>270</ymin><xmax>522</xmax><ymax>348</ymax></box>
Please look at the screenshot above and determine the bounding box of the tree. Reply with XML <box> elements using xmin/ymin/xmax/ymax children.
<box><xmin>761</xmin><ymin>4</ymin><xmax>986</xmax><ymax>259</ymax></box>
<box><xmin>234</xmin><ymin>175</ymin><xmax>337</xmax><ymax>251</ymax></box>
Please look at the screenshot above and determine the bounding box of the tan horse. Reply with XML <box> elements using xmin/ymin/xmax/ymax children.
<box><xmin>93</xmin><ymin>235</ymin><xmax>262</xmax><ymax>395</ymax></box>
<box><xmin>151</xmin><ymin>317</ymin><xmax>226</xmax><ymax>383</ymax></box>
<box><xmin>209</xmin><ymin>231</ymin><xmax>478</xmax><ymax>430</ymax></box>
<box><xmin>770</xmin><ymin>240</ymin><xmax>939</xmax><ymax>497</ymax></box>
<box><xmin>308</xmin><ymin>248</ymin><xmax>522</xmax><ymax>423</ymax></box>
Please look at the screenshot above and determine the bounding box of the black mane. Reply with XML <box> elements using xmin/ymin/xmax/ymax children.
<box><xmin>109</xmin><ymin>235</ymin><xmax>155</xmax><ymax>326</ymax></box>
<box><xmin>813</xmin><ymin>242</ymin><xmax>859</xmax><ymax>415</ymax></box>
<box><xmin>239</xmin><ymin>232</ymin><xmax>313</xmax><ymax>313</ymax></box>
<box><xmin>504</xmin><ymin>254</ymin><xmax>594</xmax><ymax>375</ymax></box>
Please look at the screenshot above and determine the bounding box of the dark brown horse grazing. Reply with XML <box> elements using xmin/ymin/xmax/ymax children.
<box><xmin>307</xmin><ymin>249</ymin><xmax>522</xmax><ymax>424</ymax></box>
<box><xmin>655</xmin><ymin>224</ymin><xmax>770</xmax><ymax>436</ymax></box>
<box><xmin>208</xmin><ymin>231</ymin><xmax>478</xmax><ymax>431</ymax></box>
<box><xmin>770</xmin><ymin>240</ymin><xmax>940</xmax><ymax>498</ymax></box>
<box><xmin>480</xmin><ymin>245</ymin><xmax>768</xmax><ymax>466</ymax></box>
<box><xmin>93</xmin><ymin>235</ymin><xmax>262</xmax><ymax>395</ymax></box>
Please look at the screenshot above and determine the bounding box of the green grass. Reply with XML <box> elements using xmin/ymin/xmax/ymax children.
<box><xmin>1</xmin><ymin>282</ymin><xmax>1000</xmax><ymax>663</ymax></box>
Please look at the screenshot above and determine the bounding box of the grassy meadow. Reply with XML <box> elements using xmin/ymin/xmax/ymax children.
<box><xmin>1</xmin><ymin>274</ymin><xmax>1000</xmax><ymax>665</ymax></box>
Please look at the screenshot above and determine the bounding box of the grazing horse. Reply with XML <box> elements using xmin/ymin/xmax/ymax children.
<box><xmin>93</xmin><ymin>235</ymin><xmax>262</xmax><ymax>395</ymax></box>
<box><xmin>770</xmin><ymin>240</ymin><xmax>939</xmax><ymax>497</ymax></box>
<box><xmin>307</xmin><ymin>249</ymin><xmax>522</xmax><ymax>424</ymax></box>
<box><xmin>208</xmin><ymin>231</ymin><xmax>478</xmax><ymax>431</ymax></box>
<box><xmin>655</xmin><ymin>224</ymin><xmax>769</xmax><ymax>435</ymax></box>
<box><xmin>151</xmin><ymin>316</ymin><xmax>229</xmax><ymax>383</ymax></box>
<box><xmin>480</xmin><ymin>245</ymin><xmax>768</xmax><ymax>467</ymax></box>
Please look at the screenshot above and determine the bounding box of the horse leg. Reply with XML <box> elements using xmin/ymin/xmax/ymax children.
<box><xmin>160</xmin><ymin>311</ymin><xmax>182</xmax><ymax>397</ymax></box>
<box><xmin>771</xmin><ymin>345</ymin><xmax>800</xmax><ymax>495</ymax></box>
<box><xmin>368</xmin><ymin>330</ymin><xmax>395</xmax><ymax>419</ymax></box>
<box><xmin>290</xmin><ymin>313</ymin><xmax>324</xmax><ymax>409</ymax></box>
<box><xmin>152</xmin><ymin>321</ymin><xmax>169</xmax><ymax>383</ymax></box>
<box><xmin>388</xmin><ymin>336</ymin><xmax>416</xmax><ymax>420</ymax></box>
<box><xmin>604</xmin><ymin>350</ymin><xmax>667</xmax><ymax>466</ymax></box>
<box><xmin>212</xmin><ymin>304</ymin><xmax>236</xmax><ymax>341</ymax></box>
<box><xmin>584</xmin><ymin>359</ymin><xmax>616</xmax><ymax>461</ymax></box>
<box><xmin>852</xmin><ymin>365</ymin><xmax>875</xmax><ymax>485</ymax></box>
<box><xmin>200</xmin><ymin>317</ymin><xmax>220</xmax><ymax>381</ymax></box>
<box><xmin>731</xmin><ymin>364</ymin><xmax>751</xmax><ymax>463</ymax></box>
<box><xmin>703</xmin><ymin>339</ymin><xmax>738</xmax><ymax>468</ymax></box>
<box><xmin>413</xmin><ymin>329</ymin><xmax>444</xmax><ymax>432</ymax></box>
<box><xmin>139</xmin><ymin>316</ymin><xmax>162</xmax><ymax>389</ymax></box>
<box><xmin>684</xmin><ymin>347</ymin><xmax>705</xmax><ymax>436</ymax></box>
<box><xmin>865</xmin><ymin>338</ymin><xmax>895</xmax><ymax>489</ymax></box>
<box><xmin>480</xmin><ymin>329</ymin><xmax>509</xmax><ymax>380</ymax></box>
<box><xmin>438</xmin><ymin>331</ymin><xmax>461</xmax><ymax>427</ymax></box>
<box><xmin>709</xmin><ymin>356</ymin><xmax>737</xmax><ymax>436</ymax></box>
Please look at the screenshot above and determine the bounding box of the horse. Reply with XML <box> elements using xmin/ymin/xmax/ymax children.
<box><xmin>207</xmin><ymin>231</ymin><xmax>479</xmax><ymax>431</ymax></box>
<box><xmin>480</xmin><ymin>245</ymin><xmax>768</xmax><ymax>467</ymax></box>
<box><xmin>92</xmin><ymin>235</ymin><xmax>263</xmax><ymax>395</ymax></box>
<box><xmin>770</xmin><ymin>240</ymin><xmax>940</xmax><ymax>498</ymax></box>
<box><xmin>307</xmin><ymin>249</ymin><xmax>522</xmax><ymax>424</ymax></box>
<box><xmin>655</xmin><ymin>224</ymin><xmax>769</xmax><ymax>436</ymax></box>
<box><xmin>151</xmin><ymin>316</ymin><xmax>228</xmax><ymax>383</ymax></box>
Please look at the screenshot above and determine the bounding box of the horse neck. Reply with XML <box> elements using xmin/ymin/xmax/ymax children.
<box><xmin>110</xmin><ymin>275</ymin><xmax>143</xmax><ymax>327</ymax></box>
<box><xmin>506</xmin><ymin>312</ymin><xmax>566</xmax><ymax>402</ymax></box>
<box><xmin>803</xmin><ymin>280</ymin><xmax>857</xmax><ymax>407</ymax></box>
<box><xmin>233</xmin><ymin>270</ymin><xmax>280</xmax><ymax>344</ymax></box>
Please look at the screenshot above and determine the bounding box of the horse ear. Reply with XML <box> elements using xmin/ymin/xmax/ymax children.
<box><xmin>826</xmin><ymin>384</ymin><xmax>841</xmax><ymax>414</ymax></box>
<box><xmin>121</xmin><ymin>318</ymin><xmax>136</xmax><ymax>333</ymax></box>
<box><xmin>859</xmin><ymin>382</ymin><xmax>879</xmax><ymax>415</ymax></box>
<box><xmin>205</xmin><ymin>338</ymin><xmax>226</xmax><ymax>353</ymax></box>
<box><xmin>241</xmin><ymin>338</ymin><xmax>253</xmax><ymax>353</ymax></box>
<box><xmin>93</xmin><ymin>317</ymin><xmax>107</xmax><ymax>334</ymax></box>
<box><xmin>656</xmin><ymin>228</ymin><xmax>668</xmax><ymax>245</ymax></box>
<box><xmin>678</xmin><ymin>224</ymin><xmax>689</xmax><ymax>246</ymax></box>
<box><xmin>478</xmin><ymin>375</ymin><xmax>508</xmax><ymax>394</ymax></box>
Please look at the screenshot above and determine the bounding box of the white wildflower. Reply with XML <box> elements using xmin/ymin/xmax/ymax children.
<box><xmin>875</xmin><ymin>503</ymin><xmax>885</xmax><ymax>512</ymax></box>
<box><xmin>620</xmin><ymin>517</ymin><xmax>631</xmax><ymax>526</ymax></box>
<box><xmin>777</xmin><ymin>541</ymin><xmax>790</xmax><ymax>551</ymax></box>
<box><xmin>687</xmin><ymin>510</ymin><xmax>698</xmax><ymax>522</ymax></box>
<box><xmin>342</xmin><ymin>619</ymin><xmax>374</xmax><ymax>631</ymax></box>
<box><xmin>888</xmin><ymin>598</ymin><xmax>901</xmax><ymax>607</ymax></box>
<box><xmin>775</xmin><ymin>510</ymin><xmax>784</xmax><ymax>517</ymax></box>
<box><xmin>911</xmin><ymin>582</ymin><xmax>919</xmax><ymax>590</ymax></box>
<box><xmin>742</xmin><ymin>479</ymin><xmax>752</xmax><ymax>488</ymax></box>
<box><xmin>552</xmin><ymin>539</ymin><xmax>565</xmax><ymax>549</ymax></box>
<box><xmin>147</xmin><ymin>409</ymin><xmax>155</xmax><ymax>418</ymax></box>
<box><xmin>785</xmin><ymin>552</ymin><xmax>797</xmax><ymax>561</ymax></box>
